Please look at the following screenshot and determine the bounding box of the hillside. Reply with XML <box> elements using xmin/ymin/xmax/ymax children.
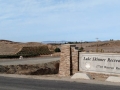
<box><xmin>0</xmin><ymin>40</ymin><xmax>22</xmax><ymax>55</ymax></box>
<box><xmin>1</xmin><ymin>39</ymin><xmax>120</xmax><ymax>56</ymax></box>
<box><xmin>0</xmin><ymin>40</ymin><xmax>56</xmax><ymax>56</ymax></box>
<box><xmin>76</xmin><ymin>40</ymin><xmax>120</xmax><ymax>53</ymax></box>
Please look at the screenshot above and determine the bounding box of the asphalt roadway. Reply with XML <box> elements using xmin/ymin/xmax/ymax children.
<box><xmin>0</xmin><ymin>57</ymin><xmax>120</xmax><ymax>89</ymax></box>
<box><xmin>0</xmin><ymin>57</ymin><xmax>60</xmax><ymax>65</ymax></box>
<box><xmin>0</xmin><ymin>76</ymin><xmax>120</xmax><ymax>90</ymax></box>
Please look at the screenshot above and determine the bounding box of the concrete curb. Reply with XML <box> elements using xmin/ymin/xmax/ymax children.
<box><xmin>71</xmin><ymin>73</ymin><xmax>91</xmax><ymax>80</ymax></box>
<box><xmin>106</xmin><ymin>76</ymin><xmax>120</xmax><ymax>83</ymax></box>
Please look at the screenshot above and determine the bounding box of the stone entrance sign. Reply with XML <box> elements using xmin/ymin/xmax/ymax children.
<box><xmin>59</xmin><ymin>44</ymin><xmax>120</xmax><ymax>76</ymax></box>
<box><xmin>79</xmin><ymin>53</ymin><xmax>120</xmax><ymax>74</ymax></box>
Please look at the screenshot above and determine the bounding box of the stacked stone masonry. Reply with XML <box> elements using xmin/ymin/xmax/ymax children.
<box><xmin>59</xmin><ymin>44</ymin><xmax>79</xmax><ymax>76</ymax></box>
<box><xmin>71</xmin><ymin>46</ymin><xmax>79</xmax><ymax>75</ymax></box>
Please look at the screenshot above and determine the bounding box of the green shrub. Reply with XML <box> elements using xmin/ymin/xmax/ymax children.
<box><xmin>79</xmin><ymin>47</ymin><xmax>84</xmax><ymax>52</ymax></box>
<box><xmin>17</xmin><ymin>46</ymin><xmax>52</xmax><ymax>56</ymax></box>
<box><xmin>54</xmin><ymin>48</ymin><xmax>61</xmax><ymax>52</ymax></box>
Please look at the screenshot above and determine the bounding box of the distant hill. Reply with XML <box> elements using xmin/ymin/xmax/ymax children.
<box><xmin>1</xmin><ymin>39</ymin><xmax>120</xmax><ymax>56</ymax></box>
<box><xmin>42</xmin><ymin>41</ymin><xmax>69</xmax><ymax>44</ymax></box>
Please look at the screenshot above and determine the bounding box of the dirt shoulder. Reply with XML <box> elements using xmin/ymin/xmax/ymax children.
<box><xmin>0</xmin><ymin>60</ymin><xmax>59</xmax><ymax>75</ymax></box>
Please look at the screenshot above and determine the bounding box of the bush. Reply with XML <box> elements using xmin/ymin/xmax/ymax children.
<box><xmin>79</xmin><ymin>47</ymin><xmax>84</xmax><ymax>52</ymax></box>
<box><xmin>54</xmin><ymin>48</ymin><xmax>61</xmax><ymax>52</ymax></box>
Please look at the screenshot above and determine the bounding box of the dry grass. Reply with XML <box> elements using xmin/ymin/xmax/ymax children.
<box><xmin>1</xmin><ymin>40</ymin><xmax>120</xmax><ymax>55</ymax></box>
<box><xmin>75</xmin><ymin>40</ymin><xmax>120</xmax><ymax>53</ymax></box>
<box><xmin>0</xmin><ymin>40</ymin><xmax>56</xmax><ymax>55</ymax></box>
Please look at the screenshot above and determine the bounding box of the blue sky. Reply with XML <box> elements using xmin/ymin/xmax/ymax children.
<box><xmin>0</xmin><ymin>0</ymin><xmax>120</xmax><ymax>42</ymax></box>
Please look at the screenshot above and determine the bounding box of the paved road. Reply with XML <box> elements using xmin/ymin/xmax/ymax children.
<box><xmin>0</xmin><ymin>76</ymin><xmax>120</xmax><ymax>90</ymax></box>
<box><xmin>0</xmin><ymin>57</ymin><xmax>60</xmax><ymax>65</ymax></box>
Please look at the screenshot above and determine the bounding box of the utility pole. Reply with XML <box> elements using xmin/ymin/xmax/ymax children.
<box><xmin>96</xmin><ymin>38</ymin><xmax>99</xmax><ymax>52</ymax></box>
<box><xmin>81</xmin><ymin>40</ymin><xmax>82</xmax><ymax>48</ymax></box>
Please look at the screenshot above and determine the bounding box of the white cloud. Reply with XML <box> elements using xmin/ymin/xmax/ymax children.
<box><xmin>0</xmin><ymin>0</ymin><xmax>119</xmax><ymax>20</ymax></box>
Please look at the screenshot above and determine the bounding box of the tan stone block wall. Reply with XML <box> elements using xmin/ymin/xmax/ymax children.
<box><xmin>59</xmin><ymin>44</ymin><xmax>71</xmax><ymax>76</ymax></box>
<box><xmin>59</xmin><ymin>44</ymin><xmax>79</xmax><ymax>76</ymax></box>
<box><xmin>71</xmin><ymin>47</ymin><xmax>78</xmax><ymax>75</ymax></box>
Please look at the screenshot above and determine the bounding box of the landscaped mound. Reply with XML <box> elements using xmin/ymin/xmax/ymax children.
<box><xmin>17</xmin><ymin>46</ymin><xmax>52</xmax><ymax>56</ymax></box>
<box><xmin>0</xmin><ymin>46</ymin><xmax>53</xmax><ymax>59</ymax></box>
